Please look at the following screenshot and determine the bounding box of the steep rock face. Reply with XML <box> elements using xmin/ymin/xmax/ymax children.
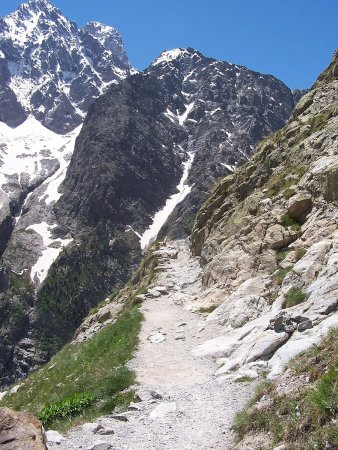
<box><xmin>147</xmin><ymin>48</ymin><xmax>300</xmax><ymax>237</ymax></box>
<box><xmin>190</xmin><ymin>50</ymin><xmax>338</xmax><ymax>377</ymax></box>
<box><xmin>55</xmin><ymin>74</ymin><xmax>184</xmax><ymax>234</ymax></box>
<box><xmin>0</xmin><ymin>0</ymin><xmax>131</xmax><ymax>133</ymax></box>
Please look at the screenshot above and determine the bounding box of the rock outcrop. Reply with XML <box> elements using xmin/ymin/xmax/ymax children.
<box><xmin>0</xmin><ymin>407</ymin><xmax>46</xmax><ymax>449</ymax></box>
<box><xmin>191</xmin><ymin>49</ymin><xmax>338</xmax><ymax>377</ymax></box>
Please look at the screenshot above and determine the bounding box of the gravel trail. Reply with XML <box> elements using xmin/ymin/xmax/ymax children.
<box><xmin>49</xmin><ymin>240</ymin><xmax>255</xmax><ymax>450</ymax></box>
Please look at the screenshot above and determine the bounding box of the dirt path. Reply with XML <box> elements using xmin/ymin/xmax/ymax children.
<box><xmin>50</xmin><ymin>240</ymin><xmax>255</xmax><ymax>450</ymax></box>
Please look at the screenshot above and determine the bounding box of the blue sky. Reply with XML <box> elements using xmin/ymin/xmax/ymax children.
<box><xmin>1</xmin><ymin>0</ymin><xmax>337</xmax><ymax>88</ymax></box>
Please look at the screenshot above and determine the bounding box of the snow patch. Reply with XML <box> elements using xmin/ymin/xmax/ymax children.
<box><xmin>140</xmin><ymin>152</ymin><xmax>195</xmax><ymax>250</ymax></box>
<box><xmin>177</xmin><ymin>102</ymin><xmax>195</xmax><ymax>126</ymax></box>
<box><xmin>27</xmin><ymin>222</ymin><xmax>73</xmax><ymax>284</ymax></box>
<box><xmin>220</xmin><ymin>163</ymin><xmax>235</xmax><ymax>172</ymax></box>
<box><xmin>152</xmin><ymin>49</ymin><xmax>191</xmax><ymax>66</ymax></box>
<box><xmin>0</xmin><ymin>117</ymin><xmax>81</xmax><ymax>209</ymax></box>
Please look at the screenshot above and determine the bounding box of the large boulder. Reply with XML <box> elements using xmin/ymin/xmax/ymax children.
<box><xmin>0</xmin><ymin>407</ymin><xmax>46</xmax><ymax>449</ymax></box>
<box><xmin>287</xmin><ymin>192</ymin><xmax>312</xmax><ymax>221</ymax></box>
<box><xmin>264</xmin><ymin>224</ymin><xmax>298</xmax><ymax>250</ymax></box>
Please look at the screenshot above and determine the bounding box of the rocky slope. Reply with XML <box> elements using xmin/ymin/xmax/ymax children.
<box><xmin>190</xmin><ymin>49</ymin><xmax>338</xmax><ymax>379</ymax></box>
<box><xmin>0</xmin><ymin>0</ymin><xmax>131</xmax><ymax>133</ymax></box>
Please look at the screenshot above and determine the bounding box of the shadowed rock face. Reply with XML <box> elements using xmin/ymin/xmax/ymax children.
<box><xmin>0</xmin><ymin>407</ymin><xmax>46</xmax><ymax>449</ymax></box>
<box><xmin>0</xmin><ymin>0</ymin><xmax>131</xmax><ymax>133</ymax></box>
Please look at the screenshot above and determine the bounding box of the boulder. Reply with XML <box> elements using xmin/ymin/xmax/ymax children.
<box><xmin>0</xmin><ymin>407</ymin><xmax>46</xmax><ymax>449</ymax></box>
<box><xmin>149</xmin><ymin>402</ymin><xmax>176</xmax><ymax>419</ymax></box>
<box><xmin>245</xmin><ymin>330</ymin><xmax>290</xmax><ymax>364</ymax></box>
<box><xmin>45</xmin><ymin>430</ymin><xmax>66</xmax><ymax>444</ymax></box>
<box><xmin>271</xmin><ymin>312</ymin><xmax>295</xmax><ymax>333</ymax></box>
<box><xmin>264</xmin><ymin>224</ymin><xmax>298</xmax><ymax>250</ymax></box>
<box><xmin>81</xmin><ymin>422</ymin><xmax>102</xmax><ymax>433</ymax></box>
<box><xmin>297</xmin><ymin>320</ymin><xmax>313</xmax><ymax>332</ymax></box>
<box><xmin>87</xmin><ymin>442</ymin><xmax>112</xmax><ymax>450</ymax></box>
<box><xmin>287</xmin><ymin>192</ymin><xmax>312</xmax><ymax>220</ymax></box>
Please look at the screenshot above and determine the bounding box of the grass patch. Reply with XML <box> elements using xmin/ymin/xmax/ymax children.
<box><xmin>281</xmin><ymin>213</ymin><xmax>301</xmax><ymax>231</ymax></box>
<box><xmin>233</xmin><ymin>329</ymin><xmax>338</xmax><ymax>450</ymax></box>
<box><xmin>1</xmin><ymin>306</ymin><xmax>142</xmax><ymax>431</ymax></box>
<box><xmin>234</xmin><ymin>376</ymin><xmax>256</xmax><ymax>383</ymax></box>
<box><xmin>291</xmin><ymin>329</ymin><xmax>338</xmax><ymax>382</ymax></box>
<box><xmin>198</xmin><ymin>305</ymin><xmax>218</xmax><ymax>314</ymax></box>
<box><xmin>276</xmin><ymin>248</ymin><xmax>291</xmax><ymax>264</ymax></box>
<box><xmin>283</xmin><ymin>287</ymin><xmax>308</xmax><ymax>308</ymax></box>
<box><xmin>272</xmin><ymin>266</ymin><xmax>292</xmax><ymax>286</ymax></box>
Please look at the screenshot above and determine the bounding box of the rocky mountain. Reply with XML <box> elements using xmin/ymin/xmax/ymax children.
<box><xmin>0</xmin><ymin>0</ymin><xmax>131</xmax><ymax>133</ymax></box>
<box><xmin>1</xmin><ymin>51</ymin><xmax>336</xmax><ymax>450</ymax></box>
<box><xmin>0</xmin><ymin>4</ymin><xmax>305</xmax><ymax>387</ymax></box>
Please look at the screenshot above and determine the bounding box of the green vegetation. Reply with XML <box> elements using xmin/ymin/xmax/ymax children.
<box><xmin>35</xmin><ymin>230</ymin><xmax>141</xmax><ymax>357</ymax></box>
<box><xmin>198</xmin><ymin>305</ymin><xmax>218</xmax><ymax>314</ymax></box>
<box><xmin>1</xmin><ymin>306</ymin><xmax>142</xmax><ymax>431</ymax></box>
<box><xmin>234</xmin><ymin>376</ymin><xmax>256</xmax><ymax>383</ymax></box>
<box><xmin>281</xmin><ymin>213</ymin><xmax>301</xmax><ymax>231</ymax></box>
<box><xmin>265</xmin><ymin>166</ymin><xmax>307</xmax><ymax>199</ymax></box>
<box><xmin>38</xmin><ymin>392</ymin><xmax>96</xmax><ymax>427</ymax></box>
<box><xmin>284</xmin><ymin>287</ymin><xmax>308</xmax><ymax>308</ymax></box>
<box><xmin>233</xmin><ymin>329</ymin><xmax>338</xmax><ymax>450</ymax></box>
<box><xmin>272</xmin><ymin>266</ymin><xmax>292</xmax><ymax>286</ymax></box>
<box><xmin>276</xmin><ymin>248</ymin><xmax>291</xmax><ymax>264</ymax></box>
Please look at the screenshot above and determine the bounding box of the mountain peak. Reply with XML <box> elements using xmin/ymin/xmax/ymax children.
<box><xmin>0</xmin><ymin>0</ymin><xmax>131</xmax><ymax>132</ymax></box>
<box><xmin>152</xmin><ymin>48</ymin><xmax>202</xmax><ymax>67</ymax></box>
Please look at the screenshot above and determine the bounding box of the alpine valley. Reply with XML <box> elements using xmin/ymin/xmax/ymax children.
<box><xmin>0</xmin><ymin>1</ymin><xmax>337</xmax><ymax>450</ymax></box>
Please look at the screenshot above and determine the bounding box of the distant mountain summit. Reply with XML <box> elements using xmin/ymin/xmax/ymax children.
<box><xmin>0</xmin><ymin>0</ymin><xmax>131</xmax><ymax>132</ymax></box>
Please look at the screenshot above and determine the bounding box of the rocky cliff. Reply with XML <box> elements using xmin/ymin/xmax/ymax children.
<box><xmin>190</xmin><ymin>49</ymin><xmax>338</xmax><ymax>378</ymax></box>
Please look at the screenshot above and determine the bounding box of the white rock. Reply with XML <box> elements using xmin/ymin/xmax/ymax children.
<box><xmin>0</xmin><ymin>391</ymin><xmax>7</xmax><ymax>400</ymax></box>
<box><xmin>149</xmin><ymin>332</ymin><xmax>166</xmax><ymax>343</ymax></box>
<box><xmin>147</xmin><ymin>288</ymin><xmax>161</xmax><ymax>298</ymax></box>
<box><xmin>206</xmin><ymin>276</ymin><xmax>270</xmax><ymax>328</ymax></box>
<box><xmin>46</xmin><ymin>430</ymin><xmax>67</xmax><ymax>443</ymax></box>
<box><xmin>10</xmin><ymin>383</ymin><xmax>24</xmax><ymax>394</ymax></box>
<box><xmin>86</xmin><ymin>442</ymin><xmax>112</xmax><ymax>450</ymax></box>
<box><xmin>149</xmin><ymin>402</ymin><xmax>177</xmax><ymax>419</ymax></box>
<box><xmin>81</xmin><ymin>422</ymin><xmax>102</xmax><ymax>433</ymax></box>
<box><xmin>96</xmin><ymin>427</ymin><xmax>115</xmax><ymax>435</ymax></box>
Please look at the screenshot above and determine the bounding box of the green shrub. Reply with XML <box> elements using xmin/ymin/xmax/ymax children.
<box><xmin>281</xmin><ymin>213</ymin><xmax>301</xmax><ymax>231</ymax></box>
<box><xmin>276</xmin><ymin>248</ymin><xmax>291</xmax><ymax>264</ymax></box>
<box><xmin>39</xmin><ymin>392</ymin><xmax>96</xmax><ymax>427</ymax></box>
<box><xmin>272</xmin><ymin>266</ymin><xmax>292</xmax><ymax>285</ymax></box>
<box><xmin>284</xmin><ymin>287</ymin><xmax>308</xmax><ymax>308</ymax></box>
<box><xmin>233</xmin><ymin>330</ymin><xmax>338</xmax><ymax>449</ymax></box>
<box><xmin>1</xmin><ymin>306</ymin><xmax>142</xmax><ymax>431</ymax></box>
